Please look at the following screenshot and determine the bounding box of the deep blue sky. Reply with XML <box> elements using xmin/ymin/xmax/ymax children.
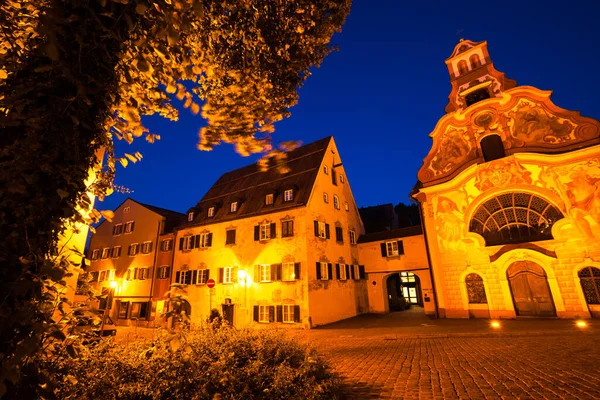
<box><xmin>101</xmin><ymin>0</ymin><xmax>600</xmax><ymax>215</ymax></box>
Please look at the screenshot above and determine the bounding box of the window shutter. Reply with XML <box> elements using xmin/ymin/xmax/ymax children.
<box><xmin>133</xmin><ymin>268</ymin><xmax>139</xmax><ymax>279</ymax></box>
<box><xmin>254</xmin><ymin>225</ymin><xmax>260</xmax><ymax>241</ymax></box>
<box><xmin>314</xmin><ymin>221</ymin><xmax>319</xmax><ymax>237</ymax></box>
<box><xmin>276</xmin><ymin>305</ymin><xmax>283</xmax><ymax>322</ymax></box>
<box><xmin>253</xmin><ymin>306</ymin><xmax>259</xmax><ymax>322</ymax></box>
<box><xmin>127</xmin><ymin>245</ymin><xmax>132</xmax><ymax>256</ymax></box>
<box><xmin>271</xmin><ymin>264</ymin><xmax>277</xmax><ymax>281</ymax></box>
<box><xmin>294</xmin><ymin>305</ymin><xmax>301</xmax><ymax>323</ymax></box>
<box><xmin>205</xmin><ymin>269</ymin><xmax>210</xmax><ymax>281</ymax></box>
<box><xmin>232</xmin><ymin>266</ymin><xmax>238</xmax><ymax>283</ymax></box>
<box><xmin>269</xmin><ymin>306</ymin><xmax>275</xmax><ymax>323</ymax></box>
<box><xmin>254</xmin><ymin>265</ymin><xmax>260</xmax><ymax>282</ymax></box>
<box><xmin>327</xmin><ymin>263</ymin><xmax>333</xmax><ymax>280</ymax></box>
<box><xmin>349</xmin><ymin>265</ymin><xmax>354</xmax><ymax>280</ymax></box>
<box><xmin>207</xmin><ymin>232</ymin><xmax>213</xmax><ymax>247</ymax></box>
<box><xmin>276</xmin><ymin>264</ymin><xmax>282</xmax><ymax>281</ymax></box>
<box><xmin>294</xmin><ymin>263</ymin><xmax>301</xmax><ymax>280</ymax></box>
<box><xmin>325</xmin><ymin>224</ymin><xmax>330</xmax><ymax>239</ymax></box>
<box><xmin>345</xmin><ymin>264</ymin><xmax>350</xmax><ymax>279</ymax></box>
<box><xmin>148</xmin><ymin>242</ymin><xmax>153</xmax><ymax>253</ymax></box>
<box><xmin>398</xmin><ymin>240</ymin><xmax>405</xmax><ymax>255</ymax></box>
<box><xmin>175</xmin><ymin>271</ymin><xmax>181</xmax><ymax>284</ymax></box>
<box><xmin>336</xmin><ymin>227</ymin><xmax>343</xmax><ymax>242</ymax></box>
<box><xmin>218</xmin><ymin>268</ymin><xmax>224</xmax><ymax>283</ymax></box>
<box><xmin>380</xmin><ymin>243</ymin><xmax>387</xmax><ymax>257</ymax></box>
<box><xmin>192</xmin><ymin>270</ymin><xmax>198</xmax><ymax>285</ymax></box>
<box><xmin>194</xmin><ymin>235</ymin><xmax>200</xmax><ymax>248</ymax></box>
<box><xmin>359</xmin><ymin>265</ymin><xmax>366</xmax><ymax>280</ymax></box>
<box><xmin>131</xmin><ymin>221</ymin><xmax>135</xmax><ymax>232</ymax></box>
<box><xmin>332</xmin><ymin>169</ymin><xmax>337</xmax><ymax>185</ymax></box>
<box><xmin>179</xmin><ymin>238</ymin><xmax>184</xmax><ymax>251</ymax></box>
<box><xmin>270</xmin><ymin>223</ymin><xmax>276</xmax><ymax>238</ymax></box>
<box><xmin>316</xmin><ymin>262</ymin><xmax>321</xmax><ymax>280</ymax></box>
<box><xmin>336</xmin><ymin>264</ymin><xmax>340</xmax><ymax>280</ymax></box>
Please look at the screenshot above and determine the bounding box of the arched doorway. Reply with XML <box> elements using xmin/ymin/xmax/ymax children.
<box><xmin>507</xmin><ymin>261</ymin><xmax>556</xmax><ymax>317</ymax></box>
<box><xmin>386</xmin><ymin>272</ymin><xmax>422</xmax><ymax>311</ymax></box>
<box><xmin>578</xmin><ymin>266</ymin><xmax>600</xmax><ymax>318</ymax></box>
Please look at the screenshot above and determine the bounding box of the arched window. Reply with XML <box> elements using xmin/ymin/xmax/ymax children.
<box><xmin>457</xmin><ymin>60</ymin><xmax>468</xmax><ymax>75</ymax></box>
<box><xmin>579</xmin><ymin>267</ymin><xmax>600</xmax><ymax>305</ymax></box>
<box><xmin>465</xmin><ymin>273</ymin><xmax>487</xmax><ymax>304</ymax></box>
<box><xmin>469</xmin><ymin>193</ymin><xmax>564</xmax><ymax>246</ymax></box>
<box><xmin>470</xmin><ymin>54</ymin><xmax>482</xmax><ymax>69</ymax></box>
<box><xmin>480</xmin><ymin>134</ymin><xmax>506</xmax><ymax>162</ymax></box>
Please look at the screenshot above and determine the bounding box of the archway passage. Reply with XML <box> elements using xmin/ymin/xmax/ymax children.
<box><xmin>386</xmin><ymin>272</ymin><xmax>422</xmax><ymax>311</ymax></box>
<box><xmin>578</xmin><ymin>267</ymin><xmax>600</xmax><ymax>318</ymax></box>
<box><xmin>507</xmin><ymin>261</ymin><xmax>556</xmax><ymax>317</ymax></box>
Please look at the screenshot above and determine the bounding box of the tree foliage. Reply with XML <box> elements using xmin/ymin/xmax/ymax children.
<box><xmin>0</xmin><ymin>0</ymin><xmax>351</xmax><ymax>397</ymax></box>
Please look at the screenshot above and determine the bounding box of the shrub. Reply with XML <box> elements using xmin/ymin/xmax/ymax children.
<box><xmin>389</xmin><ymin>297</ymin><xmax>411</xmax><ymax>311</ymax></box>
<box><xmin>53</xmin><ymin>327</ymin><xmax>341</xmax><ymax>400</ymax></box>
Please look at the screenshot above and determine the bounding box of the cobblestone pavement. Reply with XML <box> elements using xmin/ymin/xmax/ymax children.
<box><xmin>297</xmin><ymin>332</ymin><xmax>600</xmax><ymax>400</ymax></box>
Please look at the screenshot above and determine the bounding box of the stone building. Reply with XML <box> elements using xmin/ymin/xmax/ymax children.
<box><xmin>412</xmin><ymin>39</ymin><xmax>600</xmax><ymax>319</ymax></box>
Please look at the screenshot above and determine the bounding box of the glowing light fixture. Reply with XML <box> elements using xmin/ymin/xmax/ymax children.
<box><xmin>576</xmin><ymin>320</ymin><xmax>588</xmax><ymax>328</ymax></box>
<box><xmin>490</xmin><ymin>320</ymin><xmax>501</xmax><ymax>329</ymax></box>
<box><xmin>109</xmin><ymin>280</ymin><xmax>118</xmax><ymax>288</ymax></box>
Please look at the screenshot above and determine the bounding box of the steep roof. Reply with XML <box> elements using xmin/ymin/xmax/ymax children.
<box><xmin>357</xmin><ymin>225</ymin><xmax>423</xmax><ymax>244</ymax></box>
<box><xmin>137</xmin><ymin>202</ymin><xmax>186</xmax><ymax>233</ymax></box>
<box><xmin>183</xmin><ymin>136</ymin><xmax>332</xmax><ymax>228</ymax></box>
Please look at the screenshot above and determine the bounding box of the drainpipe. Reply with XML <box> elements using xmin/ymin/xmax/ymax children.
<box><xmin>418</xmin><ymin>201</ymin><xmax>439</xmax><ymax>319</ymax></box>
<box><xmin>148</xmin><ymin>220</ymin><xmax>162</xmax><ymax>325</ymax></box>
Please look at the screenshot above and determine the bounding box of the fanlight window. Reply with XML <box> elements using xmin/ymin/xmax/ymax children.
<box><xmin>469</xmin><ymin>193</ymin><xmax>564</xmax><ymax>246</ymax></box>
<box><xmin>578</xmin><ymin>267</ymin><xmax>600</xmax><ymax>305</ymax></box>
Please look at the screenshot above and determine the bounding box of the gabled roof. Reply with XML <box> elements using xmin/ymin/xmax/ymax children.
<box><xmin>184</xmin><ymin>136</ymin><xmax>332</xmax><ymax>228</ymax></box>
<box><xmin>137</xmin><ymin>202</ymin><xmax>186</xmax><ymax>233</ymax></box>
<box><xmin>357</xmin><ymin>225</ymin><xmax>423</xmax><ymax>244</ymax></box>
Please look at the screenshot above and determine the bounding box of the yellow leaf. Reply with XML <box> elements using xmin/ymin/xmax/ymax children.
<box><xmin>135</xmin><ymin>4</ymin><xmax>148</xmax><ymax>14</ymax></box>
<box><xmin>166</xmin><ymin>82</ymin><xmax>177</xmax><ymax>94</ymax></box>
<box><xmin>125</xmin><ymin>153</ymin><xmax>138</xmax><ymax>163</ymax></box>
<box><xmin>190</xmin><ymin>103</ymin><xmax>200</xmax><ymax>115</ymax></box>
<box><xmin>100</xmin><ymin>210</ymin><xmax>114</xmax><ymax>222</ymax></box>
<box><xmin>0</xmin><ymin>69</ymin><xmax>7</xmax><ymax>79</ymax></box>
<box><xmin>119</xmin><ymin>158</ymin><xmax>129</xmax><ymax>167</ymax></box>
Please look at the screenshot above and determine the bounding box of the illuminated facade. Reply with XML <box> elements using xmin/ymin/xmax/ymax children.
<box><xmin>413</xmin><ymin>39</ymin><xmax>600</xmax><ymax>319</ymax></box>
<box><xmin>172</xmin><ymin>137</ymin><xmax>368</xmax><ymax>328</ymax></box>
<box><xmin>86</xmin><ymin>199</ymin><xmax>185</xmax><ymax>326</ymax></box>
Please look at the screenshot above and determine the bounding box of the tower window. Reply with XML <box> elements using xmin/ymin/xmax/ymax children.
<box><xmin>480</xmin><ymin>135</ymin><xmax>506</xmax><ymax>162</ymax></box>
<box><xmin>457</xmin><ymin>60</ymin><xmax>468</xmax><ymax>75</ymax></box>
<box><xmin>470</xmin><ymin>54</ymin><xmax>482</xmax><ymax>69</ymax></box>
<box><xmin>465</xmin><ymin>88</ymin><xmax>490</xmax><ymax>107</ymax></box>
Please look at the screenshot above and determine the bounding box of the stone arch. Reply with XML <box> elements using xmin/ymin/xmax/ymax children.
<box><xmin>492</xmin><ymin>249</ymin><xmax>565</xmax><ymax>317</ymax></box>
<box><xmin>458</xmin><ymin>268</ymin><xmax>493</xmax><ymax>316</ymax></box>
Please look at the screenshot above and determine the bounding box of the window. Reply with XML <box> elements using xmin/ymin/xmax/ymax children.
<box><xmin>281</xmin><ymin>220</ymin><xmax>294</xmax><ymax>237</ymax></box>
<box><xmin>255</xmin><ymin>223</ymin><xmax>275</xmax><ymax>241</ymax></box>
<box><xmin>470</xmin><ymin>53</ymin><xmax>482</xmax><ymax>69</ymax></box>
<box><xmin>138</xmin><ymin>267</ymin><xmax>150</xmax><ymax>280</ymax></box>
<box><xmin>128</xmin><ymin>243</ymin><xmax>139</xmax><ymax>256</ymax></box>
<box><xmin>178</xmin><ymin>270</ymin><xmax>192</xmax><ymax>285</ymax></box>
<box><xmin>158</xmin><ymin>266</ymin><xmax>170</xmax><ymax>279</ymax></box>
<box><xmin>130</xmin><ymin>302</ymin><xmax>148</xmax><ymax>319</ymax></box>
<box><xmin>465</xmin><ymin>273</ymin><xmax>487</xmax><ymax>304</ymax></box>
<box><xmin>230</xmin><ymin>202</ymin><xmax>238</xmax><ymax>213</ymax></box>
<box><xmin>578</xmin><ymin>267</ymin><xmax>600</xmax><ymax>305</ymax></box>
<box><xmin>480</xmin><ymin>134</ymin><xmax>506</xmax><ymax>162</ymax></box>
<box><xmin>335</xmin><ymin>226</ymin><xmax>343</xmax><ymax>243</ymax></box>
<box><xmin>282</xmin><ymin>304</ymin><xmax>295</xmax><ymax>323</ymax></box>
<box><xmin>349</xmin><ymin>230</ymin><xmax>356</xmax><ymax>245</ymax></box>
<box><xmin>323</xmin><ymin>165</ymin><xmax>329</xmax><ymax>175</ymax></box>
<box><xmin>90</xmin><ymin>271</ymin><xmax>99</xmax><ymax>282</ymax></box>
<box><xmin>338</xmin><ymin>263</ymin><xmax>347</xmax><ymax>280</ymax></box>
<box><xmin>198</xmin><ymin>233</ymin><xmax>211</xmax><ymax>248</ymax></box>
<box><xmin>223</xmin><ymin>267</ymin><xmax>233</xmax><ymax>284</ymax></box>
<box><xmin>160</xmin><ymin>239</ymin><xmax>173</xmax><ymax>252</ymax></box>
<box><xmin>345</xmin><ymin>202</ymin><xmax>349</xmax><ymax>211</ymax></box>
<box><xmin>318</xmin><ymin>221</ymin><xmax>326</xmax><ymax>239</ymax></box>
<box><xmin>99</xmin><ymin>270</ymin><xmax>106</xmax><ymax>282</ymax></box>
<box><xmin>259</xmin><ymin>305</ymin><xmax>270</xmax><ymax>323</ymax></box>
<box><xmin>112</xmin><ymin>224</ymin><xmax>123</xmax><ymax>236</ymax></box>
<box><xmin>124</xmin><ymin>221</ymin><xmax>134</xmax><ymax>233</ymax></box>
<box><xmin>125</xmin><ymin>269</ymin><xmax>132</xmax><ymax>281</ymax></box>
<box><xmin>340</xmin><ymin>174</ymin><xmax>344</xmax><ymax>184</ymax></box>
<box><xmin>333</xmin><ymin>195</ymin><xmax>340</xmax><ymax>210</ymax></box>
<box><xmin>260</xmin><ymin>223</ymin><xmax>271</xmax><ymax>241</ymax></box>
<box><xmin>91</xmin><ymin>249</ymin><xmax>99</xmax><ymax>260</ymax></box>
<box><xmin>226</xmin><ymin>229</ymin><xmax>236</xmax><ymax>245</ymax></box>
<box><xmin>284</xmin><ymin>189</ymin><xmax>293</xmax><ymax>202</ymax></box>
<box><xmin>386</xmin><ymin>241</ymin><xmax>399</xmax><ymax>256</ymax></box>
<box><xmin>259</xmin><ymin>264</ymin><xmax>271</xmax><ymax>282</ymax></box>
<box><xmin>182</xmin><ymin>235</ymin><xmax>194</xmax><ymax>251</ymax></box>
<box><xmin>465</xmin><ymin>88</ymin><xmax>491</xmax><ymax>107</ymax></box>
<box><xmin>457</xmin><ymin>59</ymin><xmax>468</xmax><ymax>75</ymax></box>
<box><xmin>282</xmin><ymin>262</ymin><xmax>297</xmax><ymax>281</ymax></box>
<box><xmin>354</xmin><ymin>265</ymin><xmax>360</xmax><ymax>280</ymax></box>
<box><xmin>123</xmin><ymin>206</ymin><xmax>130</xmax><ymax>213</ymax></box>
<box><xmin>381</xmin><ymin>240</ymin><xmax>404</xmax><ymax>257</ymax></box>
<box><xmin>400</xmin><ymin>272</ymin><xmax>416</xmax><ymax>283</ymax></box>
<box><xmin>118</xmin><ymin>302</ymin><xmax>129</xmax><ymax>319</ymax></box>
<box><xmin>197</xmin><ymin>269</ymin><xmax>209</xmax><ymax>284</ymax></box>
<box><xmin>187</xmin><ymin>212</ymin><xmax>194</xmax><ymax>222</ymax></box>
<box><xmin>102</xmin><ymin>248</ymin><xmax>110</xmax><ymax>259</ymax></box>
<box><xmin>323</xmin><ymin>192</ymin><xmax>328</xmax><ymax>203</ymax></box>
<box><xmin>320</xmin><ymin>262</ymin><xmax>329</xmax><ymax>280</ymax></box>
<box><xmin>141</xmin><ymin>241</ymin><xmax>153</xmax><ymax>254</ymax></box>
<box><xmin>208</xmin><ymin>207</ymin><xmax>215</xmax><ymax>217</ymax></box>
<box><xmin>111</xmin><ymin>246</ymin><xmax>121</xmax><ymax>258</ymax></box>
<box><xmin>265</xmin><ymin>193</ymin><xmax>274</xmax><ymax>205</ymax></box>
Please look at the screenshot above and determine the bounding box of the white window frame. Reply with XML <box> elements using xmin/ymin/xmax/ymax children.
<box><xmin>350</xmin><ymin>230</ymin><xmax>356</xmax><ymax>245</ymax></box>
<box><xmin>99</xmin><ymin>270</ymin><xmax>106</xmax><ymax>282</ymax></box>
<box><xmin>113</xmin><ymin>224</ymin><xmax>123</xmax><ymax>236</ymax></box>
<box><xmin>333</xmin><ymin>195</ymin><xmax>340</xmax><ymax>210</ymax></box>
<box><xmin>138</xmin><ymin>267</ymin><xmax>149</xmax><ymax>280</ymax></box>
<box><xmin>183</xmin><ymin>236</ymin><xmax>194</xmax><ymax>251</ymax></box>
<box><xmin>386</xmin><ymin>241</ymin><xmax>399</xmax><ymax>257</ymax></box>
<box><xmin>230</xmin><ymin>202</ymin><xmax>238</xmax><ymax>213</ymax></box>
<box><xmin>284</xmin><ymin>189</ymin><xmax>293</xmax><ymax>202</ymax></box>
<box><xmin>282</xmin><ymin>262</ymin><xmax>295</xmax><ymax>281</ymax></box>
<box><xmin>320</xmin><ymin>262</ymin><xmax>329</xmax><ymax>280</ymax></box>
<box><xmin>208</xmin><ymin>207</ymin><xmax>215</xmax><ymax>217</ymax></box>
<box><xmin>187</xmin><ymin>212</ymin><xmax>194</xmax><ymax>222</ymax></box>
<box><xmin>323</xmin><ymin>192</ymin><xmax>328</xmax><ymax>203</ymax></box>
<box><xmin>126</xmin><ymin>269</ymin><xmax>132</xmax><ymax>281</ymax></box>
<box><xmin>160</xmin><ymin>239</ymin><xmax>173</xmax><ymax>252</ymax></box>
<box><xmin>282</xmin><ymin>304</ymin><xmax>295</xmax><ymax>323</ymax></box>
<box><xmin>91</xmin><ymin>249</ymin><xmax>99</xmax><ymax>260</ymax></box>
<box><xmin>259</xmin><ymin>305</ymin><xmax>270</xmax><ymax>323</ymax></box>
<box><xmin>260</xmin><ymin>264</ymin><xmax>271</xmax><ymax>282</ymax></box>
<box><xmin>198</xmin><ymin>233</ymin><xmax>210</xmax><ymax>248</ymax></box>
<box><xmin>179</xmin><ymin>270</ymin><xmax>192</xmax><ymax>285</ymax></box>
<box><xmin>265</xmin><ymin>193</ymin><xmax>274</xmax><ymax>205</ymax></box>
<box><xmin>158</xmin><ymin>266</ymin><xmax>170</xmax><ymax>279</ymax></box>
<box><xmin>141</xmin><ymin>241</ymin><xmax>152</xmax><ymax>254</ymax></box>
<box><xmin>340</xmin><ymin>174</ymin><xmax>344</xmax><ymax>183</ymax></box>
<box><xmin>223</xmin><ymin>266</ymin><xmax>233</xmax><ymax>284</ymax></box>
<box><xmin>318</xmin><ymin>221</ymin><xmax>326</xmax><ymax>239</ymax></box>
<box><xmin>354</xmin><ymin>265</ymin><xmax>360</xmax><ymax>279</ymax></box>
<box><xmin>101</xmin><ymin>248</ymin><xmax>110</xmax><ymax>259</ymax></box>
<box><xmin>124</xmin><ymin>221</ymin><xmax>134</xmax><ymax>234</ymax></box>
<box><xmin>129</xmin><ymin>243</ymin><xmax>139</xmax><ymax>256</ymax></box>
<box><xmin>323</xmin><ymin>165</ymin><xmax>329</xmax><ymax>175</ymax></box>
<box><xmin>197</xmin><ymin>269</ymin><xmax>209</xmax><ymax>284</ymax></box>
<box><xmin>260</xmin><ymin>223</ymin><xmax>271</xmax><ymax>241</ymax></box>
<box><xmin>111</xmin><ymin>246</ymin><xmax>121</xmax><ymax>258</ymax></box>
<box><xmin>339</xmin><ymin>263</ymin><xmax>347</xmax><ymax>280</ymax></box>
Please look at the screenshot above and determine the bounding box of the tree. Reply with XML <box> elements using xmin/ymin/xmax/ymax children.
<box><xmin>394</xmin><ymin>202</ymin><xmax>421</xmax><ymax>228</ymax></box>
<box><xmin>0</xmin><ymin>0</ymin><xmax>351</xmax><ymax>397</ymax></box>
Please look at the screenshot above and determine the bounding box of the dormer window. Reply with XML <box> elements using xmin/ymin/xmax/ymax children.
<box><xmin>284</xmin><ymin>189</ymin><xmax>293</xmax><ymax>202</ymax></box>
<box><xmin>187</xmin><ymin>212</ymin><xmax>194</xmax><ymax>222</ymax></box>
<box><xmin>265</xmin><ymin>193</ymin><xmax>274</xmax><ymax>205</ymax></box>
<box><xmin>230</xmin><ymin>202</ymin><xmax>238</xmax><ymax>213</ymax></box>
<box><xmin>208</xmin><ymin>207</ymin><xmax>215</xmax><ymax>217</ymax></box>
<box><xmin>457</xmin><ymin>60</ymin><xmax>468</xmax><ymax>75</ymax></box>
<box><xmin>323</xmin><ymin>166</ymin><xmax>329</xmax><ymax>175</ymax></box>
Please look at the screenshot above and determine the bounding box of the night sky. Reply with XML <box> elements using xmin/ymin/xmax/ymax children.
<box><xmin>100</xmin><ymin>0</ymin><xmax>600</xmax><ymax>216</ymax></box>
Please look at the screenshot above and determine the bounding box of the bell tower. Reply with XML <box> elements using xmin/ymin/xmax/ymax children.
<box><xmin>444</xmin><ymin>39</ymin><xmax>516</xmax><ymax>113</ymax></box>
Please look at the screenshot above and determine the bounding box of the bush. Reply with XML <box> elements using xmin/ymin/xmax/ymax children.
<box><xmin>389</xmin><ymin>297</ymin><xmax>411</xmax><ymax>311</ymax></box>
<box><xmin>53</xmin><ymin>327</ymin><xmax>341</xmax><ymax>400</ymax></box>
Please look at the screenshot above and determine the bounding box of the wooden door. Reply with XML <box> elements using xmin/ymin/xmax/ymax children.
<box><xmin>507</xmin><ymin>261</ymin><xmax>556</xmax><ymax>317</ymax></box>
